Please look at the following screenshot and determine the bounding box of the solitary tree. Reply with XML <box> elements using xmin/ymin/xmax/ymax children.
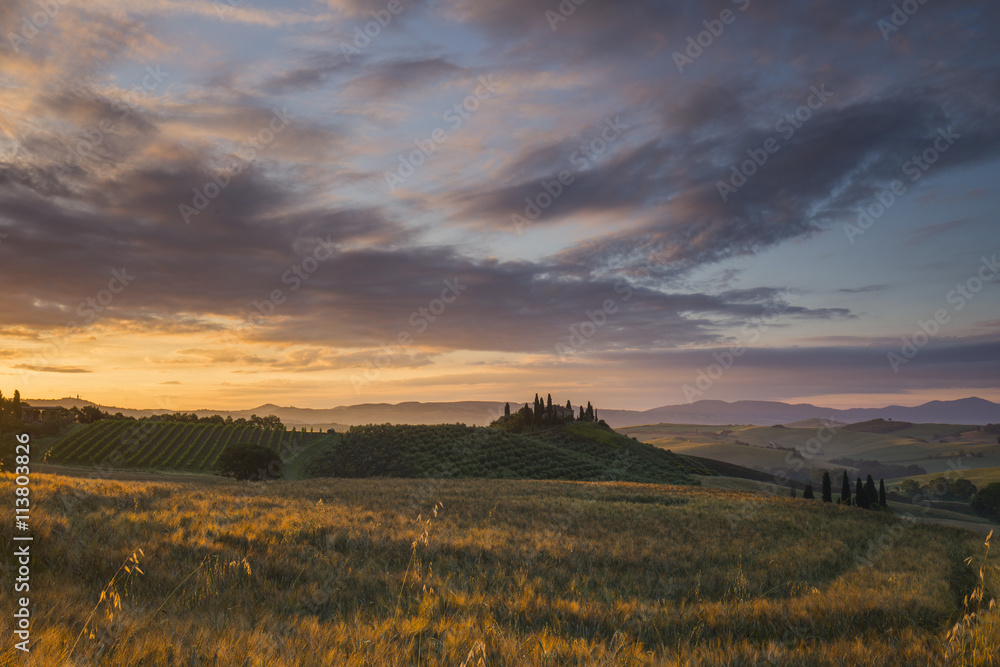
<box><xmin>865</xmin><ymin>475</ymin><xmax>877</xmax><ymax>509</ymax></box>
<box><xmin>216</xmin><ymin>442</ymin><xmax>282</xmax><ymax>481</ymax></box>
<box><xmin>803</xmin><ymin>483</ymin><xmax>815</xmax><ymax>499</ymax></box>
<box><xmin>840</xmin><ymin>471</ymin><xmax>851</xmax><ymax>506</ymax></box>
<box><xmin>822</xmin><ymin>471</ymin><xmax>833</xmax><ymax>503</ymax></box>
<box><xmin>504</xmin><ymin>402</ymin><xmax>510</xmax><ymax>418</ymax></box>
<box><xmin>879</xmin><ymin>479</ymin><xmax>887</xmax><ymax>507</ymax></box>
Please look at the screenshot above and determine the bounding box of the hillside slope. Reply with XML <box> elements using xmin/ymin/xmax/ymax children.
<box><xmin>304</xmin><ymin>422</ymin><xmax>708</xmax><ymax>484</ymax></box>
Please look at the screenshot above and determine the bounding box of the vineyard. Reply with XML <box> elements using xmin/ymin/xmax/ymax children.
<box><xmin>42</xmin><ymin>420</ymin><xmax>711</xmax><ymax>484</ymax></box>
<box><xmin>304</xmin><ymin>422</ymin><xmax>710</xmax><ymax>484</ymax></box>
<box><xmin>43</xmin><ymin>421</ymin><xmax>330</xmax><ymax>473</ymax></box>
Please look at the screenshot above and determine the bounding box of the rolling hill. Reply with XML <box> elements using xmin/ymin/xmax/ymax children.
<box><xmin>38</xmin><ymin>419</ymin><xmax>708</xmax><ymax>485</ymax></box>
<box><xmin>24</xmin><ymin>396</ymin><xmax>1000</xmax><ymax>428</ymax></box>
<box><xmin>618</xmin><ymin>421</ymin><xmax>1000</xmax><ymax>480</ymax></box>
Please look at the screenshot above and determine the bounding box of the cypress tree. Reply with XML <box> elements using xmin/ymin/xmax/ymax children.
<box><xmin>856</xmin><ymin>478</ymin><xmax>866</xmax><ymax>508</ymax></box>
<box><xmin>585</xmin><ymin>401</ymin><xmax>594</xmax><ymax>421</ymax></box>
<box><xmin>579</xmin><ymin>405</ymin><xmax>585</xmax><ymax>420</ymax></box>
<box><xmin>865</xmin><ymin>475</ymin><xmax>877</xmax><ymax>509</ymax></box>
<box><xmin>12</xmin><ymin>390</ymin><xmax>21</xmax><ymax>421</ymax></box>
<box><xmin>841</xmin><ymin>472</ymin><xmax>851</xmax><ymax>506</ymax></box>
<box><xmin>879</xmin><ymin>479</ymin><xmax>887</xmax><ymax>507</ymax></box>
<box><xmin>822</xmin><ymin>471</ymin><xmax>833</xmax><ymax>502</ymax></box>
<box><xmin>803</xmin><ymin>483</ymin><xmax>815</xmax><ymax>499</ymax></box>
<box><xmin>504</xmin><ymin>402</ymin><xmax>510</xmax><ymax>418</ymax></box>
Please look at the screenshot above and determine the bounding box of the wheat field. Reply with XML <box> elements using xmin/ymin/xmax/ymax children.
<box><xmin>1</xmin><ymin>472</ymin><xmax>997</xmax><ymax>666</ymax></box>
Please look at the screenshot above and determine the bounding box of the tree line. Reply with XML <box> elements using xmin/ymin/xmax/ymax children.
<box><xmin>494</xmin><ymin>393</ymin><xmax>603</xmax><ymax>432</ymax></box>
<box><xmin>70</xmin><ymin>405</ymin><xmax>283</xmax><ymax>429</ymax></box>
<box><xmin>794</xmin><ymin>470</ymin><xmax>888</xmax><ymax>510</ymax></box>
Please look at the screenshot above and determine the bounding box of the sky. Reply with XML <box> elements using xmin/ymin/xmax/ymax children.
<box><xmin>1</xmin><ymin>0</ymin><xmax>999</xmax><ymax>411</ymax></box>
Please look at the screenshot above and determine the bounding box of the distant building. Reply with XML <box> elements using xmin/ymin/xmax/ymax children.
<box><xmin>553</xmin><ymin>405</ymin><xmax>574</xmax><ymax>420</ymax></box>
<box><xmin>21</xmin><ymin>406</ymin><xmax>75</xmax><ymax>423</ymax></box>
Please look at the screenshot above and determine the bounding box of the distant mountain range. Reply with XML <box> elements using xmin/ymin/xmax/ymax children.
<box><xmin>23</xmin><ymin>396</ymin><xmax>1000</xmax><ymax>428</ymax></box>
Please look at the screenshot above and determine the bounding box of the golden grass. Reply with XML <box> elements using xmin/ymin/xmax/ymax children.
<box><xmin>0</xmin><ymin>473</ymin><xmax>997</xmax><ymax>665</ymax></box>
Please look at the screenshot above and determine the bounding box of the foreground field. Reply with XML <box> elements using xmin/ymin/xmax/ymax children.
<box><xmin>1</xmin><ymin>474</ymin><xmax>998</xmax><ymax>666</ymax></box>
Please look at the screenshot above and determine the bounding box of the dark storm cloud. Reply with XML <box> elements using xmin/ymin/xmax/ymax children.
<box><xmin>1</xmin><ymin>0</ymin><xmax>998</xmax><ymax>387</ymax></box>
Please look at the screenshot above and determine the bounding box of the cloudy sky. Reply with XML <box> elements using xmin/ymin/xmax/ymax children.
<box><xmin>1</xmin><ymin>0</ymin><xmax>998</xmax><ymax>411</ymax></box>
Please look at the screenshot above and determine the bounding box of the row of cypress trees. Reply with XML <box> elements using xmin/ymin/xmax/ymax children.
<box><xmin>503</xmin><ymin>393</ymin><xmax>596</xmax><ymax>427</ymax></box>
<box><xmin>796</xmin><ymin>470</ymin><xmax>887</xmax><ymax>509</ymax></box>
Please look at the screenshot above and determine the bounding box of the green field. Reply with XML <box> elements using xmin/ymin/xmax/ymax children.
<box><xmin>619</xmin><ymin>422</ymin><xmax>1000</xmax><ymax>478</ymax></box>
<box><xmin>305</xmin><ymin>422</ymin><xmax>708</xmax><ymax>485</ymax></box>
<box><xmin>38</xmin><ymin>420</ymin><xmax>709</xmax><ymax>486</ymax></box>
<box><xmin>3</xmin><ymin>472</ymin><xmax>997</xmax><ymax>666</ymax></box>
<box><xmin>42</xmin><ymin>420</ymin><xmax>331</xmax><ymax>474</ymax></box>
<box><xmin>891</xmin><ymin>466</ymin><xmax>1000</xmax><ymax>490</ymax></box>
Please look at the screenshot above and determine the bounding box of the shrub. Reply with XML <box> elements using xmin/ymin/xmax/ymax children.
<box><xmin>971</xmin><ymin>482</ymin><xmax>1000</xmax><ymax>522</ymax></box>
<box><xmin>215</xmin><ymin>442</ymin><xmax>282</xmax><ymax>481</ymax></box>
